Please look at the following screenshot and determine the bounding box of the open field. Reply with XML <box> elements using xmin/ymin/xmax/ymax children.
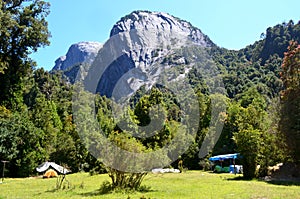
<box><xmin>0</xmin><ymin>171</ymin><xmax>299</xmax><ymax>199</ymax></box>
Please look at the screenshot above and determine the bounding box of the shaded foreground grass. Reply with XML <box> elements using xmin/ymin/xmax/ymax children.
<box><xmin>0</xmin><ymin>171</ymin><xmax>299</xmax><ymax>198</ymax></box>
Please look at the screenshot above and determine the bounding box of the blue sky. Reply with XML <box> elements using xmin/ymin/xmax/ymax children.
<box><xmin>30</xmin><ymin>0</ymin><xmax>300</xmax><ymax>71</ymax></box>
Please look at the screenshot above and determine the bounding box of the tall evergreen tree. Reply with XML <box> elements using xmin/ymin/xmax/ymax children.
<box><xmin>279</xmin><ymin>41</ymin><xmax>300</xmax><ymax>166</ymax></box>
<box><xmin>0</xmin><ymin>0</ymin><xmax>50</xmax><ymax>108</ymax></box>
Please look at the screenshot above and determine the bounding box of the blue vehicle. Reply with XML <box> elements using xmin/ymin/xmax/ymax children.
<box><xmin>209</xmin><ymin>153</ymin><xmax>243</xmax><ymax>174</ymax></box>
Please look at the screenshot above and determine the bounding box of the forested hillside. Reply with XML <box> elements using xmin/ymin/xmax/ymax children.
<box><xmin>0</xmin><ymin>1</ymin><xmax>299</xmax><ymax>180</ymax></box>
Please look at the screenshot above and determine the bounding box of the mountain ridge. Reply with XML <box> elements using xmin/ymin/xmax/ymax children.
<box><xmin>52</xmin><ymin>41</ymin><xmax>103</xmax><ymax>71</ymax></box>
<box><xmin>52</xmin><ymin>10</ymin><xmax>217</xmax><ymax>98</ymax></box>
<box><xmin>52</xmin><ymin>10</ymin><xmax>215</xmax><ymax>73</ymax></box>
<box><xmin>51</xmin><ymin>10</ymin><xmax>300</xmax><ymax>100</ymax></box>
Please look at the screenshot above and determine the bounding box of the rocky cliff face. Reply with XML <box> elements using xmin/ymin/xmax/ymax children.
<box><xmin>53</xmin><ymin>11</ymin><xmax>215</xmax><ymax>99</ymax></box>
<box><xmin>106</xmin><ymin>11</ymin><xmax>214</xmax><ymax>71</ymax></box>
<box><xmin>52</xmin><ymin>41</ymin><xmax>103</xmax><ymax>71</ymax></box>
<box><xmin>110</xmin><ymin>11</ymin><xmax>213</xmax><ymax>47</ymax></box>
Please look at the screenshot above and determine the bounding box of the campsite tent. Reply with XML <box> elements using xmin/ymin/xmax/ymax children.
<box><xmin>36</xmin><ymin>162</ymin><xmax>70</xmax><ymax>175</ymax></box>
<box><xmin>43</xmin><ymin>169</ymin><xmax>58</xmax><ymax>178</ymax></box>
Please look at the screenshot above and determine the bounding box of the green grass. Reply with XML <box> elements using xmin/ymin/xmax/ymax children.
<box><xmin>0</xmin><ymin>171</ymin><xmax>299</xmax><ymax>199</ymax></box>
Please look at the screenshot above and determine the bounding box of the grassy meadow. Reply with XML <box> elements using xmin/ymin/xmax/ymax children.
<box><xmin>0</xmin><ymin>171</ymin><xmax>299</xmax><ymax>199</ymax></box>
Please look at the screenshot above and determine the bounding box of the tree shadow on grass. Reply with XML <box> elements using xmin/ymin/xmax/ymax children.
<box><xmin>78</xmin><ymin>183</ymin><xmax>155</xmax><ymax>197</ymax></box>
<box><xmin>78</xmin><ymin>189</ymin><xmax>105</xmax><ymax>197</ymax></box>
<box><xmin>265</xmin><ymin>180</ymin><xmax>300</xmax><ymax>186</ymax></box>
<box><xmin>226</xmin><ymin>176</ymin><xmax>253</xmax><ymax>181</ymax></box>
<box><xmin>226</xmin><ymin>176</ymin><xmax>300</xmax><ymax>186</ymax></box>
<box><xmin>43</xmin><ymin>187</ymin><xmax>75</xmax><ymax>195</ymax></box>
<box><xmin>44</xmin><ymin>189</ymin><xmax>57</xmax><ymax>193</ymax></box>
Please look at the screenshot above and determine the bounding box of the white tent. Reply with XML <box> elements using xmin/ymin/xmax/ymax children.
<box><xmin>36</xmin><ymin>162</ymin><xmax>70</xmax><ymax>174</ymax></box>
<box><xmin>151</xmin><ymin>168</ymin><xmax>180</xmax><ymax>174</ymax></box>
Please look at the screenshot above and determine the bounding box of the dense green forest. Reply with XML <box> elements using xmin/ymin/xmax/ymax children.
<box><xmin>0</xmin><ymin>0</ymin><xmax>299</xmax><ymax>182</ymax></box>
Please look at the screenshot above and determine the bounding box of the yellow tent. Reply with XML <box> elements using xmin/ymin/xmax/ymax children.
<box><xmin>43</xmin><ymin>169</ymin><xmax>58</xmax><ymax>178</ymax></box>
